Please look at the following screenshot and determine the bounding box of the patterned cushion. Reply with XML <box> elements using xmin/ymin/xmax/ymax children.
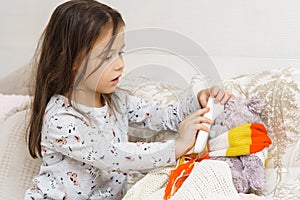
<box><xmin>224</xmin><ymin>67</ymin><xmax>300</xmax><ymax>199</ymax></box>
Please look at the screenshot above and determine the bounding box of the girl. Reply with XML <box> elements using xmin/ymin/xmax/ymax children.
<box><xmin>25</xmin><ymin>0</ymin><xmax>232</xmax><ymax>199</ymax></box>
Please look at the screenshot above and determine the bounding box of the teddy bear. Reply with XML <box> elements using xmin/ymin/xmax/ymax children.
<box><xmin>208</xmin><ymin>96</ymin><xmax>271</xmax><ymax>194</ymax></box>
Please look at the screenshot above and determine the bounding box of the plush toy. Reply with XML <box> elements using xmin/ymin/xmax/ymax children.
<box><xmin>208</xmin><ymin>96</ymin><xmax>271</xmax><ymax>194</ymax></box>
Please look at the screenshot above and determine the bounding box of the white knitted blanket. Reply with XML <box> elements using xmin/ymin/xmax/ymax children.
<box><xmin>123</xmin><ymin>160</ymin><xmax>241</xmax><ymax>200</ymax></box>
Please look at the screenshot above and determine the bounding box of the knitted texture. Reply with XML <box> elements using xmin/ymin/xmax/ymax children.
<box><xmin>122</xmin><ymin>166</ymin><xmax>174</xmax><ymax>200</ymax></box>
<box><xmin>123</xmin><ymin>160</ymin><xmax>240</xmax><ymax>200</ymax></box>
<box><xmin>171</xmin><ymin>160</ymin><xmax>240</xmax><ymax>200</ymax></box>
<box><xmin>209</xmin><ymin>123</ymin><xmax>272</xmax><ymax>157</ymax></box>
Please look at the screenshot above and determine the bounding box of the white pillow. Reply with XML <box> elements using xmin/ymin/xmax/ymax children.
<box><xmin>0</xmin><ymin>94</ymin><xmax>31</xmax><ymax>119</ymax></box>
<box><xmin>0</xmin><ymin>98</ymin><xmax>42</xmax><ymax>200</ymax></box>
<box><xmin>0</xmin><ymin>62</ymin><xmax>35</xmax><ymax>95</ymax></box>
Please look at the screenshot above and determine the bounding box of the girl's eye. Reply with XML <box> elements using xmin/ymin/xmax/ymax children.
<box><xmin>119</xmin><ymin>51</ymin><xmax>125</xmax><ymax>56</ymax></box>
<box><xmin>104</xmin><ymin>51</ymin><xmax>124</xmax><ymax>61</ymax></box>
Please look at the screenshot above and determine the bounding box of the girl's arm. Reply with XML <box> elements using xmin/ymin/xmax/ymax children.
<box><xmin>43</xmin><ymin>111</ymin><xmax>177</xmax><ymax>172</ymax></box>
<box><xmin>120</xmin><ymin>86</ymin><xmax>232</xmax><ymax>133</ymax></box>
<box><xmin>124</xmin><ymin>91</ymin><xmax>201</xmax><ymax>132</ymax></box>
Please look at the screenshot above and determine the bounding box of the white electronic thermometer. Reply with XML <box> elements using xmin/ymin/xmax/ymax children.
<box><xmin>192</xmin><ymin>97</ymin><xmax>224</xmax><ymax>153</ymax></box>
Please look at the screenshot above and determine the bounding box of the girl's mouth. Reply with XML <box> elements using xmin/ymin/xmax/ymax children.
<box><xmin>111</xmin><ymin>76</ymin><xmax>120</xmax><ymax>84</ymax></box>
<box><xmin>112</xmin><ymin>77</ymin><xmax>119</xmax><ymax>82</ymax></box>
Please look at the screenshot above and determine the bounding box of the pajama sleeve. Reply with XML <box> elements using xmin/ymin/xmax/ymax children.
<box><xmin>125</xmin><ymin>92</ymin><xmax>201</xmax><ymax>132</ymax></box>
<box><xmin>43</xmin><ymin>111</ymin><xmax>177</xmax><ymax>172</ymax></box>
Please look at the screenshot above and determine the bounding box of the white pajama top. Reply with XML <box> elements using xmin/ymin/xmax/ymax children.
<box><xmin>24</xmin><ymin>90</ymin><xmax>200</xmax><ymax>200</ymax></box>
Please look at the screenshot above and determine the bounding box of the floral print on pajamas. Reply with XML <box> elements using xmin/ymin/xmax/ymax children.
<box><xmin>24</xmin><ymin>89</ymin><xmax>200</xmax><ymax>199</ymax></box>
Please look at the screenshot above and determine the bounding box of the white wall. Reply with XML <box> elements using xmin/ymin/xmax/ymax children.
<box><xmin>0</xmin><ymin>0</ymin><xmax>65</xmax><ymax>77</ymax></box>
<box><xmin>102</xmin><ymin>0</ymin><xmax>300</xmax><ymax>58</ymax></box>
<box><xmin>1</xmin><ymin>0</ymin><xmax>300</xmax><ymax>79</ymax></box>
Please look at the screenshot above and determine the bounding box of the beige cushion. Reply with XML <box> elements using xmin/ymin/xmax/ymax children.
<box><xmin>224</xmin><ymin>67</ymin><xmax>300</xmax><ymax>198</ymax></box>
<box><xmin>0</xmin><ymin>100</ymin><xmax>42</xmax><ymax>200</ymax></box>
<box><xmin>0</xmin><ymin>62</ymin><xmax>35</xmax><ymax>95</ymax></box>
<box><xmin>0</xmin><ymin>94</ymin><xmax>31</xmax><ymax>119</ymax></box>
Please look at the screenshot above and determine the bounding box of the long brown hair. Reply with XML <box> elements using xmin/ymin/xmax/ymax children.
<box><xmin>27</xmin><ymin>0</ymin><xmax>124</xmax><ymax>158</ymax></box>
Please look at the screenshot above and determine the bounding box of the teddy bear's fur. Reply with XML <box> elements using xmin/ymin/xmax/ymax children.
<box><xmin>209</xmin><ymin>96</ymin><xmax>267</xmax><ymax>194</ymax></box>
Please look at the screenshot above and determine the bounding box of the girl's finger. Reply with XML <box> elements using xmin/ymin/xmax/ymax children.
<box><xmin>195</xmin><ymin>123</ymin><xmax>210</xmax><ymax>133</ymax></box>
<box><xmin>209</xmin><ymin>86</ymin><xmax>220</xmax><ymax>97</ymax></box>
<box><xmin>198</xmin><ymin>89</ymin><xmax>210</xmax><ymax>108</ymax></box>
<box><xmin>214</xmin><ymin>90</ymin><xmax>225</xmax><ymax>103</ymax></box>
<box><xmin>188</xmin><ymin>107</ymin><xmax>210</xmax><ymax>119</ymax></box>
<box><xmin>200</xmin><ymin>116</ymin><xmax>213</xmax><ymax>125</ymax></box>
<box><xmin>191</xmin><ymin>116</ymin><xmax>213</xmax><ymax>125</ymax></box>
<box><xmin>220</xmin><ymin>92</ymin><xmax>231</xmax><ymax>104</ymax></box>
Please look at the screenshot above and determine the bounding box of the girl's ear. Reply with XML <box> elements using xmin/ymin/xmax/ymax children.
<box><xmin>247</xmin><ymin>96</ymin><xmax>263</xmax><ymax>114</ymax></box>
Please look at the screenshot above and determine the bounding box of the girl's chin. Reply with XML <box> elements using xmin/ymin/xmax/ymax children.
<box><xmin>99</xmin><ymin>86</ymin><xmax>117</xmax><ymax>94</ymax></box>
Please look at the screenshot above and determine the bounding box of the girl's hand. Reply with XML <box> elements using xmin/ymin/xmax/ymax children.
<box><xmin>175</xmin><ymin>108</ymin><xmax>213</xmax><ymax>159</ymax></box>
<box><xmin>197</xmin><ymin>85</ymin><xmax>234</xmax><ymax>108</ymax></box>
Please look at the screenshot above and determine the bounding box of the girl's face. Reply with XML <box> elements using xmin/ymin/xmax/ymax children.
<box><xmin>91</xmin><ymin>27</ymin><xmax>125</xmax><ymax>94</ymax></box>
<box><xmin>74</xmin><ymin>27</ymin><xmax>125</xmax><ymax>107</ymax></box>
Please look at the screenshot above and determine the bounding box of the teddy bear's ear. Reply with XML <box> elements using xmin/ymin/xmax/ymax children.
<box><xmin>247</xmin><ymin>96</ymin><xmax>264</xmax><ymax>114</ymax></box>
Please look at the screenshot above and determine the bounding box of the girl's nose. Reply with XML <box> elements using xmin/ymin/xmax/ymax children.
<box><xmin>115</xmin><ymin>56</ymin><xmax>124</xmax><ymax>71</ymax></box>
